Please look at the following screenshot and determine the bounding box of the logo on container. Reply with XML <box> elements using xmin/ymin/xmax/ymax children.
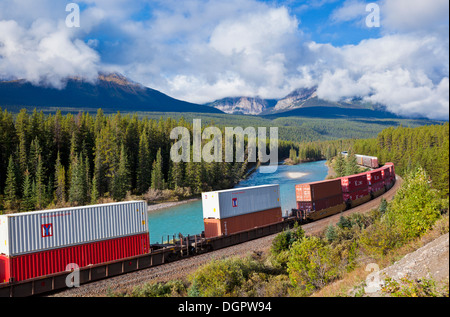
<box><xmin>41</xmin><ymin>224</ymin><xmax>53</xmax><ymax>238</ymax></box>
<box><xmin>232</xmin><ymin>198</ymin><xmax>238</xmax><ymax>208</ymax></box>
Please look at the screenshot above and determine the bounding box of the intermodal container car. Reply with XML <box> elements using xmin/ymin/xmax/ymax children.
<box><xmin>0</xmin><ymin>201</ymin><xmax>149</xmax><ymax>283</ymax></box>
<box><xmin>295</xmin><ymin>179</ymin><xmax>342</xmax><ymax>202</ymax></box>
<box><xmin>203</xmin><ymin>207</ymin><xmax>282</xmax><ymax>238</ymax></box>
<box><xmin>340</xmin><ymin>173</ymin><xmax>368</xmax><ymax>193</ymax></box>
<box><xmin>202</xmin><ymin>185</ymin><xmax>281</xmax><ymax>220</ymax></box>
<box><xmin>0</xmin><ymin>233</ymin><xmax>149</xmax><ymax>283</ymax></box>
<box><xmin>366</xmin><ymin>170</ymin><xmax>383</xmax><ymax>185</ymax></box>
<box><xmin>202</xmin><ymin>185</ymin><xmax>282</xmax><ymax>238</ymax></box>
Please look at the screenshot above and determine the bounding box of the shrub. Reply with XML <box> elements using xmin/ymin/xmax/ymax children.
<box><xmin>287</xmin><ymin>237</ymin><xmax>341</xmax><ymax>294</ymax></box>
<box><xmin>125</xmin><ymin>280</ymin><xmax>187</xmax><ymax>297</ymax></box>
<box><xmin>188</xmin><ymin>256</ymin><xmax>269</xmax><ymax>297</ymax></box>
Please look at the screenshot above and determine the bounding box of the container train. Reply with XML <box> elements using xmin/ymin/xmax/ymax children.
<box><xmin>295</xmin><ymin>162</ymin><xmax>395</xmax><ymax>221</ymax></box>
<box><xmin>341</xmin><ymin>152</ymin><xmax>379</xmax><ymax>169</ymax></box>
<box><xmin>0</xmin><ymin>160</ymin><xmax>395</xmax><ymax>295</ymax></box>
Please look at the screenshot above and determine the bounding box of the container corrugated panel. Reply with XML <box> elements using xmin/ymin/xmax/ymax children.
<box><xmin>0</xmin><ymin>201</ymin><xmax>148</xmax><ymax>257</ymax></box>
<box><xmin>295</xmin><ymin>179</ymin><xmax>342</xmax><ymax>202</ymax></box>
<box><xmin>202</xmin><ymin>185</ymin><xmax>281</xmax><ymax>220</ymax></box>
<box><xmin>343</xmin><ymin>188</ymin><xmax>370</xmax><ymax>201</ymax></box>
<box><xmin>0</xmin><ymin>233</ymin><xmax>150</xmax><ymax>283</ymax></box>
<box><xmin>370</xmin><ymin>181</ymin><xmax>385</xmax><ymax>193</ymax></box>
<box><xmin>367</xmin><ymin>170</ymin><xmax>383</xmax><ymax>185</ymax></box>
<box><xmin>340</xmin><ymin>173</ymin><xmax>368</xmax><ymax>193</ymax></box>
<box><xmin>203</xmin><ymin>207</ymin><xmax>282</xmax><ymax>238</ymax></box>
<box><xmin>296</xmin><ymin>194</ymin><xmax>343</xmax><ymax>212</ymax></box>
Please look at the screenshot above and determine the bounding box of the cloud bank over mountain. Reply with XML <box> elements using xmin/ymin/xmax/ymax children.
<box><xmin>0</xmin><ymin>0</ymin><xmax>448</xmax><ymax>119</ymax></box>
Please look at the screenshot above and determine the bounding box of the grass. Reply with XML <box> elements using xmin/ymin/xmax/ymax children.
<box><xmin>312</xmin><ymin>213</ymin><xmax>449</xmax><ymax>297</ymax></box>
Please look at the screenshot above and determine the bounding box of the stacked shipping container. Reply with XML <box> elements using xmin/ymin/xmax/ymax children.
<box><xmin>0</xmin><ymin>201</ymin><xmax>150</xmax><ymax>283</ymax></box>
<box><xmin>366</xmin><ymin>169</ymin><xmax>385</xmax><ymax>198</ymax></box>
<box><xmin>202</xmin><ymin>185</ymin><xmax>282</xmax><ymax>238</ymax></box>
<box><xmin>295</xmin><ymin>179</ymin><xmax>345</xmax><ymax>221</ymax></box>
<box><xmin>340</xmin><ymin>173</ymin><xmax>371</xmax><ymax>208</ymax></box>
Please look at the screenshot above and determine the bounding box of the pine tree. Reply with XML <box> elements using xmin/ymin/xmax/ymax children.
<box><xmin>91</xmin><ymin>175</ymin><xmax>99</xmax><ymax>204</ymax></box>
<box><xmin>334</xmin><ymin>153</ymin><xmax>345</xmax><ymax>177</ymax></box>
<box><xmin>151</xmin><ymin>148</ymin><xmax>164</xmax><ymax>190</ymax></box>
<box><xmin>112</xmin><ymin>145</ymin><xmax>130</xmax><ymax>201</ymax></box>
<box><xmin>35</xmin><ymin>154</ymin><xmax>46</xmax><ymax>209</ymax></box>
<box><xmin>69</xmin><ymin>154</ymin><xmax>88</xmax><ymax>206</ymax></box>
<box><xmin>344</xmin><ymin>152</ymin><xmax>359</xmax><ymax>176</ymax></box>
<box><xmin>4</xmin><ymin>155</ymin><xmax>18</xmax><ymax>211</ymax></box>
<box><xmin>137</xmin><ymin>130</ymin><xmax>152</xmax><ymax>193</ymax></box>
<box><xmin>54</xmin><ymin>151</ymin><xmax>66</xmax><ymax>205</ymax></box>
<box><xmin>22</xmin><ymin>169</ymin><xmax>35</xmax><ymax>211</ymax></box>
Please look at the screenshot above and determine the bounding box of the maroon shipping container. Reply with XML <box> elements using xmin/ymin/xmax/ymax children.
<box><xmin>370</xmin><ymin>180</ymin><xmax>385</xmax><ymax>193</ymax></box>
<box><xmin>343</xmin><ymin>188</ymin><xmax>370</xmax><ymax>202</ymax></box>
<box><xmin>381</xmin><ymin>166</ymin><xmax>391</xmax><ymax>181</ymax></box>
<box><xmin>0</xmin><ymin>233</ymin><xmax>150</xmax><ymax>283</ymax></box>
<box><xmin>385</xmin><ymin>162</ymin><xmax>395</xmax><ymax>176</ymax></box>
<box><xmin>367</xmin><ymin>170</ymin><xmax>383</xmax><ymax>185</ymax></box>
<box><xmin>203</xmin><ymin>207</ymin><xmax>282</xmax><ymax>238</ymax></box>
<box><xmin>340</xmin><ymin>173</ymin><xmax>368</xmax><ymax>193</ymax></box>
<box><xmin>296</xmin><ymin>194</ymin><xmax>343</xmax><ymax>212</ymax></box>
<box><xmin>295</xmin><ymin>179</ymin><xmax>342</xmax><ymax>202</ymax></box>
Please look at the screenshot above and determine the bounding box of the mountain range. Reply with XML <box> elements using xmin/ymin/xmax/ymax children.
<box><xmin>203</xmin><ymin>87</ymin><xmax>400</xmax><ymax>118</ymax></box>
<box><xmin>0</xmin><ymin>73</ymin><xmax>406</xmax><ymax>119</ymax></box>
<box><xmin>0</xmin><ymin>73</ymin><xmax>221</xmax><ymax>114</ymax></box>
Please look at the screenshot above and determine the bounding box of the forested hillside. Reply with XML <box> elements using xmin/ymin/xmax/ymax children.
<box><xmin>353</xmin><ymin>123</ymin><xmax>449</xmax><ymax>195</ymax></box>
<box><xmin>1</xmin><ymin>108</ymin><xmax>282</xmax><ymax>213</ymax></box>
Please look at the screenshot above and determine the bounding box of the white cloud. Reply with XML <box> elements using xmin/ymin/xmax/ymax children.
<box><xmin>0</xmin><ymin>0</ymin><xmax>448</xmax><ymax>119</ymax></box>
<box><xmin>0</xmin><ymin>18</ymin><xmax>100</xmax><ymax>87</ymax></box>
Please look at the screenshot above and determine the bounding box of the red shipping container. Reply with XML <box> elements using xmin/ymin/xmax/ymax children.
<box><xmin>381</xmin><ymin>163</ymin><xmax>395</xmax><ymax>180</ymax></box>
<box><xmin>367</xmin><ymin>170</ymin><xmax>383</xmax><ymax>185</ymax></box>
<box><xmin>370</xmin><ymin>180</ymin><xmax>385</xmax><ymax>193</ymax></box>
<box><xmin>340</xmin><ymin>173</ymin><xmax>368</xmax><ymax>193</ymax></box>
<box><xmin>385</xmin><ymin>162</ymin><xmax>395</xmax><ymax>176</ymax></box>
<box><xmin>0</xmin><ymin>233</ymin><xmax>149</xmax><ymax>283</ymax></box>
<box><xmin>204</xmin><ymin>207</ymin><xmax>282</xmax><ymax>238</ymax></box>
<box><xmin>343</xmin><ymin>188</ymin><xmax>370</xmax><ymax>201</ymax></box>
<box><xmin>295</xmin><ymin>179</ymin><xmax>342</xmax><ymax>202</ymax></box>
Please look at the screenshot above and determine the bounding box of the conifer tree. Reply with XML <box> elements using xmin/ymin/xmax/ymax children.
<box><xmin>151</xmin><ymin>148</ymin><xmax>164</xmax><ymax>190</ymax></box>
<box><xmin>22</xmin><ymin>169</ymin><xmax>35</xmax><ymax>211</ymax></box>
<box><xmin>54</xmin><ymin>151</ymin><xmax>66</xmax><ymax>206</ymax></box>
<box><xmin>112</xmin><ymin>145</ymin><xmax>130</xmax><ymax>201</ymax></box>
<box><xmin>4</xmin><ymin>155</ymin><xmax>18</xmax><ymax>211</ymax></box>
<box><xmin>69</xmin><ymin>153</ymin><xmax>88</xmax><ymax>206</ymax></box>
<box><xmin>137</xmin><ymin>130</ymin><xmax>152</xmax><ymax>193</ymax></box>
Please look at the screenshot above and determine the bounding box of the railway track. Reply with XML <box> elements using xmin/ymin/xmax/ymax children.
<box><xmin>48</xmin><ymin>176</ymin><xmax>403</xmax><ymax>297</ymax></box>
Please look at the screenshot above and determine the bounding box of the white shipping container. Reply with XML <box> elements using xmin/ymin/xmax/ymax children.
<box><xmin>202</xmin><ymin>185</ymin><xmax>281</xmax><ymax>220</ymax></box>
<box><xmin>0</xmin><ymin>201</ymin><xmax>148</xmax><ymax>256</ymax></box>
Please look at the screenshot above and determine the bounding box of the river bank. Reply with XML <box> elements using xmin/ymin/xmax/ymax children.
<box><xmin>147</xmin><ymin>198</ymin><xmax>200</xmax><ymax>213</ymax></box>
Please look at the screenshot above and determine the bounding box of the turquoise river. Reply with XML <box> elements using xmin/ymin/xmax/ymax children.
<box><xmin>147</xmin><ymin>160</ymin><xmax>329</xmax><ymax>244</ymax></box>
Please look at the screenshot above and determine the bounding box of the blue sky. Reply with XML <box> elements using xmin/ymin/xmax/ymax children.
<box><xmin>0</xmin><ymin>0</ymin><xmax>448</xmax><ymax>119</ymax></box>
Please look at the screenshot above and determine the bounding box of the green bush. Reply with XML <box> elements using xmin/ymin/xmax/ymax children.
<box><xmin>187</xmin><ymin>256</ymin><xmax>269</xmax><ymax>297</ymax></box>
<box><xmin>387</xmin><ymin>167</ymin><xmax>442</xmax><ymax>240</ymax></box>
<box><xmin>126</xmin><ymin>280</ymin><xmax>187</xmax><ymax>297</ymax></box>
<box><xmin>287</xmin><ymin>237</ymin><xmax>341</xmax><ymax>294</ymax></box>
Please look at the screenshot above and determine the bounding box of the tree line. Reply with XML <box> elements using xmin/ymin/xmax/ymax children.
<box><xmin>1</xmin><ymin>108</ymin><xmax>299</xmax><ymax>213</ymax></box>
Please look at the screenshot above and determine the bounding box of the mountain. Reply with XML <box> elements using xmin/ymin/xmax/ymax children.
<box><xmin>205</xmin><ymin>97</ymin><xmax>278</xmax><ymax>115</ymax></box>
<box><xmin>0</xmin><ymin>73</ymin><xmax>222</xmax><ymax>114</ymax></box>
<box><xmin>205</xmin><ymin>86</ymin><xmax>403</xmax><ymax>119</ymax></box>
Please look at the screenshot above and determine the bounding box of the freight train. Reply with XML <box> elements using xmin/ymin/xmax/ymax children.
<box><xmin>295</xmin><ymin>163</ymin><xmax>395</xmax><ymax>221</ymax></box>
<box><xmin>0</xmin><ymin>160</ymin><xmax>395</xmax><ymax>296</ymax></box>
<box><xmin>341</xmin><ymin>152</ymin><xmax>379</xmax><ymax>169</ymax></box>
